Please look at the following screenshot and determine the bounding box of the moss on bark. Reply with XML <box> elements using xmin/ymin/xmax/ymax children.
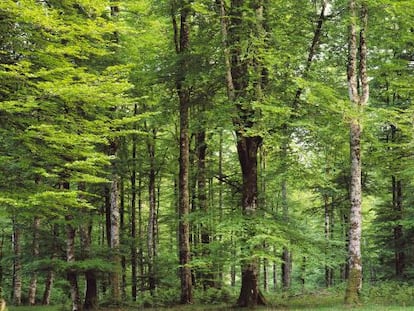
<box><xmin>344</xmin><ymin>267</ymin><xmax>362</xmax><ymax>306</ymax></box>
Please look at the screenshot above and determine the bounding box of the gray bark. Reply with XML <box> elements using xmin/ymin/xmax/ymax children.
<box><xmin>345</xmin><ymin>0</ymin><xmax>369</xmax><ymax>305</ymax></box>
<box><xmin>110</xmin><ymin>176</ymin><xmax>121</xmax><ymax>302</ymax></box>
<box><xmin>12</xmin><ymin>219</ymin><xmax>22</xmax><ymax>306</ymax></box>
<box><xmin>28</xmin><ymin>217</ymin><xmax>41</xmax><ymax>305</ymax></box>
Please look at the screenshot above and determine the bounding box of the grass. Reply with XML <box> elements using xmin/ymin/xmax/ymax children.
<box><xmin>9</xmin><ymin>305</ymin><xmax>414</xmax><ymax>311</ymax></box>
<box><xmin>7</xmin><ymin>290</ymin><xmax>414</xmax><ymax>311</ymax></box>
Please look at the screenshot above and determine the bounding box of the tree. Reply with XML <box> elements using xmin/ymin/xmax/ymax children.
<box><xmin>344</xmin><ymin>0</ymin><xmax>369</xmax><ymax>305</ymax></box>
<box><xmin>172</xmin><ymin>0</ymin><xmax>193</xmax><ymax>304</ymax></box>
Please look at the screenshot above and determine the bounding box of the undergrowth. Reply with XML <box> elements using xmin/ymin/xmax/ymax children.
<box><xmin>8</xmin><ymin>282</ymin><xmax>414</xmax><ymax>311</ymax></box>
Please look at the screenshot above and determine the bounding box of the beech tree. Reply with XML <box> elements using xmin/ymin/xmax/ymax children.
<box><xmin>344</xmin><ymin>0</ymin><xmax>369</xmax><ymax>305</ymax></box>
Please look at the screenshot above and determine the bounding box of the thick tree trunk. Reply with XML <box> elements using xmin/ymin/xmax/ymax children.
<box><xmin>147</xmin><ymin>129</ymin><xmax>158</xmax><ymax>294</ymax></box>
<box><xmin>236</xmin><ymin>136</ymin><xmax>266</xmax><ymax>307</ymax></box>
<box><xmin>222</xmin><ymin>0</ymin><xmax>266</xmax><ymax>305</ymax></box>
<box><xmin>173</xmin><ymin>1</ymin><xmax>193</xmax><ymax>304</ymax></box>
<box><xmin>344</xmin><ymin>1</ymin><xmax>368</xmax><ymax>304</ymax></box>
<box><xmin>12</xmin><ymin>218</ymin><xmax>22</xmax><ymax>306</ymax></box>
<box><xmin>28</xmin><ymin>216</ymin><xmax>40</xmax><ymax>305</ymax></box>
<box><xmin>345</xmin><ymin>119</ymin><xmax>363</xmax><ymax>305</ymax></box>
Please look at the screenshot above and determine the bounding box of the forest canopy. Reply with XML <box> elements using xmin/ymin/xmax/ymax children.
<box><xmin>0</xmin><ymin>0</ymin><xmax>413</xmax><ymax>310</ymax></box>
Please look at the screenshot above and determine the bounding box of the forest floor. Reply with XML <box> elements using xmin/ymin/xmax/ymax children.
<box><xmin>8</xmin><ymin>304</ymin><xmax>414</xmax><ymax>311</ymax></box>
<box><xmin>8</xmin><ymin>290</ymin><xmax>414</xmax><ymax>311</ymax></box>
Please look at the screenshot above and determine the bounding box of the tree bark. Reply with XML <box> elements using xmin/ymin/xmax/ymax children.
<box><xmin>80</xmin><ymin>219</ymin><xmax>97</xmax><ymax>310</ymax></box>
<box><xmin>110</xmin><ymin>176</ymin><xmax>121</xmax><ymax>303</ymax></box>
<box><xmin>172</xmin><ymin>0</ymin><xmax>193</xmax><ymax>304</ymax></box>
<box><xmin>12</xmin><ymin>218</ymin><xmax>22</xmax><ymax>306</ymax></box>
<box><xmin>42</xmin><ymin>224</ymin><xmax>58</xmax><ymax>305</ymax></box>
<box><xmin>344</xmin><ymin>0</ymin><xmax>369</xmax><ymax>305</ymax></box>
<box><xmin>222</xmin><ymin>0</ymin><xmax>266</xmax><ymax>306</ymax></box>
<box><xmin>147</xmin><ymin>128</ymin><xmax>158</xmax><ymax>294</ymax></box>
<box><xmin>236</xmin><ymin>135</ymin><xmax>265</xmax><ymax>307</ymax></box>
<box><xmin>392</xmin><ymin>176</ymin><xmax>405</xmax><ymax>278</ymax></box>
<box><xmin>0</xmin><ymin>231</ymin><xmax>4</xmax><ymax>298</ymax></box>
<box><xmin>28</xmin><ymin>216</ymin><xmax>40</xmax><ymax>305</ymax></box>
<box><xmin>66</xmin><ymin>215</ymin><xmax>82</xmax><ymax>311</ymax></box>
<box><xmin>131</xmin><ymin>107</ymin><xmax>138</xmax><ymax>301</ymax></box>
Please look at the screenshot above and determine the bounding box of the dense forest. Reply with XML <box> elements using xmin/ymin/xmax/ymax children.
<box><xmin>0</xmin><ymin>0</ymin><xmax>413</xmax><ymax>310</ymax></box>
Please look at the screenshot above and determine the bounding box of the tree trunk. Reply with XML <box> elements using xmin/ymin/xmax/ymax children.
<box><xmin>172</xmin><ymin>1</ymin><xmax>193</xmax><ymax>304</ymax></box>
<box><xmin>344</xmin><ymin>1</ymin><xmax>368</xmax><ymax>305</ymax></box>
<box><xmin>110</xmin><ymin>176</ymin><xmax>121</xmax><ymax>303</ymax></box>
<box><xmin>138</xmin><ymin>171</ymin><xmax>145</xmax><ymax>292</ymax></box>
<box><xmin>12</xmin><ymin>218</ymin><xmax>22</xmax><ymax>306</ymax></box>
<box><xmin>345</xmin><ymin>119</ymin><xmax>363</xmax><ymax>305</ymax></box>
<box><xmin>197</xmin><ymin>129</ymin><xmax>213</xmax><ymax>289</ymax></box>
<box><xmin>392</xmin><ymin>176</ymin><xmax>405</xmax><ymax>278</ymax></box>
<box><xmin>131</xmin><ymin>103</ymin><xmax>138</xmax><ymax>301</ymax></box>
<box><xmin>147</xmin><ymin>128</ymin><xmax>158</xmax><ymax>294</ymax></box>
<box><xmin>42</xmin><ymin>269</ymin><xmax>54</xmax><ymax>305</ymax></box>
<box><xmin>28</xmin><ymin>216</ymin><xmax>40</xmax><ymax>305</ymax></box>
<box><xmin>42</xmin><ymin>224</ymin><xmax>58</xmax><ymax>305</ymax></box>
<box><xmin>0</xmin><ymin>231</ymin><xmax>4</xmax><ymax>298</ymax></box>
<box><xmin>236</xmin><ymin>136</ymin><xmax>266</xmax><ymax>307</ymax></box>
<box><xmin>120</xmin><ymin>177</ymin><xmax>127</xmax><ymax>299</ymax></box>
<box><xmin>281</xmin><ymin>154</ymin><xmax>291</xmax><ymax>290</ymax></box>
<box><xmin>80</xmin><ymin>219</ymin><xmax>97</xmax><ymax>310</ymax></box>
<box><xmin>222</xmin><ymin>0</ymin><xmax>266</xmax><ymax>305</ymax></box>
<box><xmin>66</xmin><ymin>215</ymin><xmax>82</xmax><ymax>311</ymax></box>
<box><xmin>324</xmin><ymin>195</ymin><xmax>333</xmax><ymax>287</ymax></box>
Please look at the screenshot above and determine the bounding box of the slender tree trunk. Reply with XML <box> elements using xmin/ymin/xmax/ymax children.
<box><xmin>104</xmin><ymin>186</ymin><xmax>111</xmax><ymax>248</ymax></box>
<box><xmin>392</xmin><ymin>176</ymin><xmax>405</xmax><ymax>278</ymax></box>
<box><xmin>0</xmin><ymin>231</ymin><xmax>4</xmax><ymax>298</ymax></box>
<box><xmin>12</xmin><ymin>218</ymin><xmax>22</xmax><ymax>306</ymax></box>
<box><xmin>120</xmin><ymin>177</ymin><xmax>127</xmax><ymax>299</ymax></box>
<box><xmin>42</xmin><ymin>270</ymin><xmax>54</xmax><ymax>305</ymax></box>
<box><xmin>42</xmin><ymin>224</ymin><xmax>58</xmax><ymax>305</ymax></box>
<box><xmin>28</xmin><ymin>216</ymin><xmax>40</xmax><ymax>305</ymax></box>
<box><xmin>110</xmin><ymin>176</ymin><xmax>121</xmax><ymax>303</ymax></box>
<box><xmin>81</xmin><ymin>222</ymin><xmax>97</xmax><ymax>310</ymax></box>
<box><xmin>147</xmin><ymin>128</ymin><xmax>158</xmax><ymax>294</ymax></box>
<box><xmin>344</xmin><ymin>0</ymin><xmax>369</xmax><ymax>305</ymax></box>
<box><xmin>131</xmin><ymin>110</ymin><xmax>138</xmax><ymax>300</ymax></box>
<box><xmin>273</xmin><ymin>259</ymin><xmax>278</xmax><ymax>291</ymax></box>
<box><xmin>197</xmin><ymin>129</ymin><xmax>213</xmax><ymax>289</ymax></box>
<box><xmin>172</xmin><ymin>1</ymin><xmax>193</xmax><ymax>304</ymax></box>
<box><xmin>138</xmin><ymin>171</ymin><xmax>145</xmax><ymax>292</ymax></box>
<box><xmin>281</xmin><ymin>145</ymin><xmax>291</xmax><ymax>290</ymax></box>
<box><xmin>66</xmin><ymin>215</ymin><xmax>82</xmax><ymax>311</ymax></box>
<box><xmin>324</xmin><ymin>195</ymin><xmax>333</xmax><ymax>287</ymax></box>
